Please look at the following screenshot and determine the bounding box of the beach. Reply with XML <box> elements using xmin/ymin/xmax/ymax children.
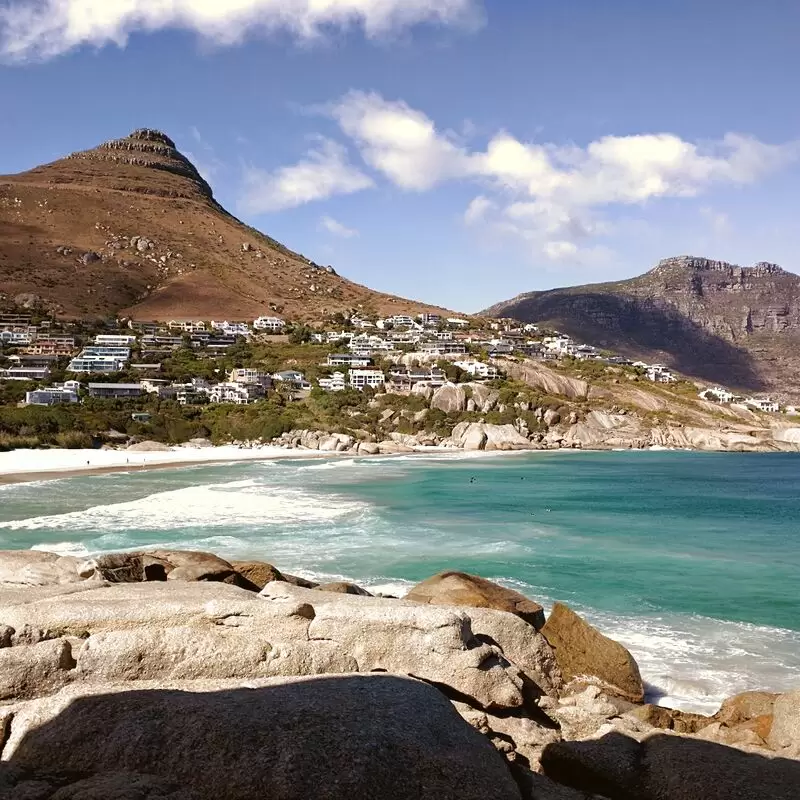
<box><xmin>0</xmin><ymin>444</ymin><xmax>336</xmax><ymax>483</ymax></box>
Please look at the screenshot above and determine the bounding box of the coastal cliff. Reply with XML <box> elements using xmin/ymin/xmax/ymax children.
<box><xmin>0</xmin><ymin>549</ymin><xmax>798</xmax><ymax>799</ymax></box>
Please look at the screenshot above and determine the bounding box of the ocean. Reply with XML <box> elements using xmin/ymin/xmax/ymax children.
<box><xmin>1</xmin><ymin>449</ymin><xmax>798</xmax><ymax>714</ymax></box>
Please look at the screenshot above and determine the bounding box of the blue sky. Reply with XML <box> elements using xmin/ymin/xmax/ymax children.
<box><xmin>2</xmin><ymin>0</ymin><xmax>800</xmax><ymax>312</ymax></box>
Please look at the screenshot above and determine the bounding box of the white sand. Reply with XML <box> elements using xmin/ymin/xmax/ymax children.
<box><xmin>0</xmin><ymin>445</ymin><xmax>318</xmax><ymax>477</ymax></box>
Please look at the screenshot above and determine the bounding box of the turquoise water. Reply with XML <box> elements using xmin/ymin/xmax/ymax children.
<box><xmin>1</xmin><ymin>450</ymin><xmax>798</xmax><ymax>712</ymax></box>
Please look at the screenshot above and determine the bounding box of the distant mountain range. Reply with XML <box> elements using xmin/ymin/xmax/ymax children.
<box><xmin>0</xmin><ymin>129</ymin><xmax>448</xmax><ymax>322</ymax></box>
<box><xmin>484</xmin><ymin>256</ymin><xmax>800</xmax><ymax>398</ymax></box>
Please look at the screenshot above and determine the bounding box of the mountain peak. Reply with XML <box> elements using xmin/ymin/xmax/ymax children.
<box><xmin>58</xmin><ymin>127</ymin><xmax>213</xmax><ymax>200</ymax></box>
<box><xmin>654</xmin><ymin>255</ymin><xmax>784</xmax><ymax>276</ymax></box>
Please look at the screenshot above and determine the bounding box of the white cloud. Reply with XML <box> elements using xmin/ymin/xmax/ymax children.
<box><xmin>329</xmin><ymin>91</ymin><xmax>475</xmax><ymax>190</ymax></box>
<box><xmin>463</xmin><ymin>195</ymin><xmax>493</xmax><ymax>225</ymax></box>
<box><xmin>0</xmin><ymin>0</ymin><xmax>481</xmax><ymax>62</ymax></box>
<box><xmin>320</xmin><ymin>215</ymin><xmax>359</xmax><ymax>238</ymax></box>
<box><xmin>323</xmin><ymin>92</ymin><xmax>799</xmax><ymax>262</ymax></box>
<box><xmin>240</xmin><ymin>138</ymin><xmax>373</xmax><ymax>214</ymax></box>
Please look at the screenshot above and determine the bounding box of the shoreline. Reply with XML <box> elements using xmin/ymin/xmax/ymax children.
<box><xmin>1</xmin><ymin>442</ymin><xmax>795</xmax><ymax>486</ymax></box>
<box><xmin>0</xmin><ymin>443</ymin><xmax>564</xmax><ymax>485</ymax></box>
<box><xmin>0</xmin><ymin>445</ymin><xmax>341</xmax><ymax>485</ymax></box>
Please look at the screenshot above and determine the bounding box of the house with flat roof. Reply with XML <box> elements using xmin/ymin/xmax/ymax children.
<box><xmin>87</xmin><ymin>383</ymin><xmax>143</xmax><ymax>399</ymax></box>
<box><xmin>326</xmin><ymin>353</ymin><xmax>372</xmax><ymax>367</ymax></box>
<box><xmin>0</xmin><ymin>366</ymin><xmax>50</xmax><ymax>381</ymax></box>
<box><xmin>94</xmin><ymin>334</ymin><xmax>137</xmax><ymax>347</ymax></box>
<box><xmin>745</xmin><ymin>397</ymin><xmax>779</xmax><ymax>413</ymax></box>
<box><xmin>67</xmin><ymin>356</ymin><xmax>127</xmax><ymax>374</ymax></box>
<box><xmin>454</xmin><ymin>360</ymin><xmax>499</xmax><ymax>380</ymax></box>
<box><xmin>253</xmin><ymin>316</ymin><xmax>285</xmax><ymax>333</ymax></box>
<box><xmin>419</xmin><ymin>342</ymin><xmax>467</xmax><ymax>356</ymax></box>
<box><xmin>209</xmin><ymin>382</ymin><xmax>265</xmax><ymax>405</ymax></box>
<box><xmin>25</xmin><ymin>383</ymin><xmax>80</xmax><ymax>406</ymax></box>
<box><xmin>318</xmin><ymin>372</ymin><xmax>347</xmax><ymax>392</ymax></box>
<box><xmin>349</xmin><ymin>369</ymin><xmax>385</xmax><ymax>390</ymax></box>
<box><xmin>229</xmin><ymin>368</ymin><xmax>272</xmax><ymax>387</ymax></box>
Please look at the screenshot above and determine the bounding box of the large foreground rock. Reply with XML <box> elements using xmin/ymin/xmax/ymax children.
<box><xmin>541</xmin><ymin>602</ymin><xmax>644</xmax><ymax>703</ymax></box>
<box><xmin>405</xmin><ymin>571</ymin><xmax>546</xmax><ymax>630</ymax></box>
<box><xmin>0</xmin><ymin>581</ymin><xmax>540</xmax><ymax>711</ymax></box>
<box><xmin>3</xmin><ymin>675</ymin><xmax>522</xmax><ymax>800</ymax></box>
<box><xmin>541</xmin><ymin>731</ymin><xmax>800</xmax><ymax>799</ymax></box>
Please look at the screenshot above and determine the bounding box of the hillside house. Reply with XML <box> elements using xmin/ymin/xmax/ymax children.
<box><xmin>209</xmin><ymin>382</ymin><xmax>265</xmax><ymax>404</ymax></box>
<box><xmin>446</xmin><ymin>318</ymin><xmax>469</xmax><ymax>328</ymax></box>
<box><xmin>67</xmin><ymin>356</ymin><xmax>127</xmax><ymax>374</ymax></box>
<box><xmin>253</xmin><ymin>316</ymin><xmax>285</xmax><ymax>333</ymax></box>
<box><xmin>646</xmin><ymin>364</ymin><xmax>677</xmax><ymax>383</ymax></box>
<box><xmin>419</xmin><ymin>313</ymin><xmax>442</xmax><ymax>327</ymax></box>
<box><xmin>212</xmin><ymin>321</ymin><xmax>251</xmax><ymax>337</ymax></box>
<box><xmin>699</xmin><ymin>387</ymin><xmax>735</xmax><ymax>404</ymax></box>
<box><xmin>327</xmin><ymin>354</ymin><xmax>372</xmax><ymax>367</ymax></box>
<box><xmin>454</xmin><ymin>360</ymin><xmax>499</xmax><ymax>380</ymax></box>
<box><xmin>24</xmin><ymin>382</ymin><xmax>81</xmax><ymax>406</ymax></box>
<box><xmin>745</xmin><ymin>397</ymin><xmax>779</xmax><ymax>413</ymax></box>
<box><xmin>94</xmin><ymin>334</ymin><xmax>137</xmax><ymax>347</ymax></box>
<box><xmin>87</xmin><ymin>383</ymin><xmax>143</xmax><ymax>399</ymax></box>
<box><xmin>380</xmin><ymin>315</ymin><xmax>415</xmax><ymax>329</ymax></box>
<box><xmin>228</xmin><ymin>368</ymin><xmax>272</xmax><ymax>388</ymax></box>
<box><xmin>0</xmin><ymin>330</ymin><xmax>35</xmax><ymax>346</ymax></box>
<box><xmin>25</xmin><ymin>336</ymin><xmax>76</xmax><ymax>355</ymax></box>
<box><xmin>419</xmin><ymin>342</ymin><xmax>467</xmax><ymax>356</ymax></box>
<box><xmin>169</xmin><ymin>321</ymin><xmax>207</xmax><ymax>333</ymax></box>
<box><xmin>0</xmin><ymin>366</ymin><xmax>50</xmax><ymax>381</ymax></box>
<box><xmin>318</xmin><ymin>372</ymin><xmax>347</xmax><ymax>392</ymax></box>
<box><xmin>349</xmin><ymin>369</ymin><xmax>386</xmax><ymax>390</ymax></box>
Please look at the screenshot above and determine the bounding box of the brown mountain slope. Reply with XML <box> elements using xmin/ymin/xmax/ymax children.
<box><xmin>484</xmin><ymin>256</ymin><xmax>800</xmax><ymax>399</ymax></box>
<box><xmin>0</xmin><ymin>129</ymin><xmax>451</xmax><ymax>322</ymax></box>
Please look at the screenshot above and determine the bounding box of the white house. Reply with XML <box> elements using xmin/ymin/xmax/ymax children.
<box><xmin>94</xmin><ymin>334</ymin><xmax>137</xmax><ymax>347</ymax></box>
<box><xmin>229</xmin><ymin>368</ymin><xmax>272</xmax><ymax>387</ymax></box>
<box><xmin>327</xmin><ymin>354</ymin><xmax>372</xmax><ymax>367</ymax></box>
<box><xmin>0</xmin><ymin>330</ymin><xmax>35</xmax><ymax>346</ymax></box>
<box><xmin>349</xmin><ymin>369</ymin><xmax>385</xmax><ymax>390</ymax></box>
<box><xmin>699</xmin><ymin>387</ymin><xmax>735</xmax><ymax>404</ymax></box>
<box><xmin>318</xmin><ymin>372</ymin><xmax>346</xmax><ymax>392</ymax></box>
<box><xmin>253</xmin><ymin>316</ymin><xmax>285</xmax><ymax>333</ymax></box>
<box><xmin>67</xmin><ymin>356</ymin><xmax>127</xmax><ymax>374</ymax></box>
<box><xmin>646</xmin><ymin>365</ymin><xmax>677</xmax><ymax>383</ymax></box>
<box><xmin>212</xmin><ymin>321</ymin><xmax>251</xmax><ymax>337</ymax></box>
<box><xmin>454</xmin><ymin>360</ymin><xmax>499</xmax><ymax>380</ymax></box>
<box><xmin>25</xmin><ymin>382</ymin><xmax>81</xmax><ymax>406</ymax></box>
<box><xmin>379</xmin><ymin>315</ymin><xmax>415</xmax><ymax>329</ymax></box>
<box><xmin>446</xmin><ymin>318</ymin><xmax>469</xmax><ymax>328</ymax></box>
<box><xmin>745</xmin><ymin>397</ymin><xmax>779</xmax><ymax>413</ymax></box>
<box><xmin>543</xmin><ymin>335</ymin><xmax>573</xmax><ymax>354</ymax></box>
<box><xmin>209</xmin><ymin>382</ymin><xmax>263</xmax><ymax>405</ymax></box>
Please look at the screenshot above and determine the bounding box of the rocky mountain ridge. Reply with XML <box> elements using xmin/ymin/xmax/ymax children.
<box><xmin>484</xmin><ymin>255</ymin><xmax>800</xmax><ymax>399</ymax></box>
<box><xmin>0</xmin><ymin>128</ymin><xmax>450</xmax><ymax>322</ymax></box>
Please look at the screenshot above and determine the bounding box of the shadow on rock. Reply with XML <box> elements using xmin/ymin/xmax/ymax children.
<box><xmin>541</xmin><ymin>730</ymin><xmax>800</xmax><ymax>800</ymax></box>
<box><xmin>1</xmin><ymin>674</ymin><xmax>523</xmax><ymax>800</ymax></box>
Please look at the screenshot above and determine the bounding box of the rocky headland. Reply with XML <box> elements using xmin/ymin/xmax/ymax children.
<box><xmin>484</xmin><ymin>255</ymin><xmax>800</xmax><ymax>398</ymax></box>
<box><xmin>1</xmin><ymin>548</ymin><xmax>798</xmax><ymax>799</ymax></box>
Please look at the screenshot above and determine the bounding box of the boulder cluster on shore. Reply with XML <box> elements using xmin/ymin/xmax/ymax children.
<box><xmin>0</xmin><ymin>549</ymin><xmax>798</xmax><ymax>799</ymax></box>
